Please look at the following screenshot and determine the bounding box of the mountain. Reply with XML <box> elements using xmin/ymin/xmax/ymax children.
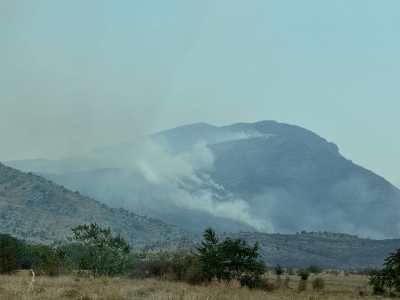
<box><xmin>7</xmin><ymin>121</ymin><xmax>400</xmax><ymax>238</ymax></box>
<box><xmin>0</xmin><ymin>162</ymin><xmax>186</xmax><ymax>248</ymax></box>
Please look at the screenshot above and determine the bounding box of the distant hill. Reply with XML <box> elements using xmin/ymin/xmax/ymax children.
<box><xmin>7</xmin><ymin>120</ymin><xmax>400</xmax><ymax>238</ymax></box>
<box><xmin>0</xmin><ymin>162</ymin><xmax>186</xmax><ymax>248</ymax></box>
<box><xmin>223</xmin><ymin>231</ymin><xmax>400</xmax><ymax>269</ymax></box>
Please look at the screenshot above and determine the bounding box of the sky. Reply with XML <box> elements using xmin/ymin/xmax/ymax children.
<box><xmin>0</xmin><ymin>0</ymin><xmax>399</xmax><ymax>187</ymax></box>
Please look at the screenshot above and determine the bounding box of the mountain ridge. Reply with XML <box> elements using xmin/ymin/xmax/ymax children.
<box><xmin>5</xmin><ymin>120</ymin><xmax>400</xmax><ymax>238</ymax></box>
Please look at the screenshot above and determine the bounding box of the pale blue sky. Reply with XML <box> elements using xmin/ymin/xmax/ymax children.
<box><xmin>0</xmin><ymin>1</ymin><xmax>399</xmax><ymax>186</ymax></box>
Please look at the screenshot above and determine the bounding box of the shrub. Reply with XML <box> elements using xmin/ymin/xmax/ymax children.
<box><xmin>312</xmin><ymin>277</ymin><xmax>325</xmax><ymax>291</ymax></box>
<box><xmin>274</xmin><ymin>264</ymin><xmax>284</xmax><ymax>276</ymax></box>
<box><xmin>130</xmin><ymin>252</ymin><xmax>207</xmax><ymax>284</ymax></box>
<box><xmin>297</xmin><ymin>269</ymin><xmax>310</xmax><ymax>281</ymax></box>
<box><xmin>183</xmin><ymin>258</ymin><xmax>206</xmax><ymax>285</ymax></box>
<box><xmin>24</xmin><ymin>245</ymin><xmax>70</xmax><ymax>276</ymax></box>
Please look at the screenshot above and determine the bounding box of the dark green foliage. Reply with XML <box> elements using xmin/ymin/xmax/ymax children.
<box><xmin>369</xmin><ymin>268</ymin><xmax>396</xmax><ymax>295</ymax></box>
<box><xmin>182</xmin><ymin>257</ymin><xmax>205</xmax><ymax>285</ymax></box>
<box><xmin>0</xmin><ymin>234</ymin><xmax>71</xmax><ymax>276</ymax></box>
<box><xmin>297</xmin><ymin>269</ymin><xmax>310</xmax><ymax>281</ymax></box>
<box><xmin>197</xmin><ymin>228</ymin><xmax>266</xmax><ymax>288</ymax></box>
<box><xmin>369</xmin><ymin>248</ymin><xmax>400</xmax><ymax>296</ymax></box>
<box><xmin>274</xmin><ymin>264</ymin><xmax>284</xmax><ymax>276</ymax></box>
<box><xmin>131</xmin><ymin>228</ymin><xmax>266</xmax><ymax>289</ymax></box>
<box><xmin>23</xmin><ymin>245</ymin><xmax>69</xmax><ymax>276</ymax></box>
<box><xmin>197</xmin><ymin>228</ymin><xmax>220</xmax><ymax>282</ymax></box>
<box><xmin>71</xmin><ymin>223</ymin><xmax>130</xmax><ymax>277</ymax></box>
<box><xmin>0</xmin><ymin>234</ymin><xmax>19</xmax><ymax>274</ymax></box>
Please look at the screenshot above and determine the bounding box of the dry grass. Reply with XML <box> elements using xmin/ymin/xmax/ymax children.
<box><xmin>0</xmin><ymin>271</ymin><xmax>391</xmax><ymax>300</ymax></box>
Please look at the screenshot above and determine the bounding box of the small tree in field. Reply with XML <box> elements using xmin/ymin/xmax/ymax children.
<box><xmin>71</xmin><ymin>223</ymin><xmax>130</xmax><ymax>277</ymax></box>
<box><xmin>197</xmin><ymin>228</ymin><xmax>266</xmax><ymax>288</ymax></box>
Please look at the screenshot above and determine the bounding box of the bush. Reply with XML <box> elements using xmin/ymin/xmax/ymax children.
<box><xmin>130</xmin><ymin>252</ymin><xmax>207</xmax><ymax>284</ymax></box>
<box><xmin>297</xmin><ymin>269</ymin><xmax>310</xmax><ymax>281</ymax></box>
<box><xmin>23</xmin><ymin>244</ymin><xmax>71</xmax><ymax>276</ymax></box>
<box><xmin>274</xmin><ymin>264</ymin><xmax>284</xmax><ymax>276</ymax></box>
<box><xmin>312</xmin><ymin>277</ymin><xmax>325</xmax><ymax>291</ymax></box>
<box><xmin>183</xmin><ymin>258</ymin><xmax>206</xmax><ymax>285</ymax></box>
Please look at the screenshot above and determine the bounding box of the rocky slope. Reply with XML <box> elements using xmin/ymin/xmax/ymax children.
<box><xmin>0</xmin><ymin>162</ymin><xmax>186</xmax><ymax>248</ymax></box>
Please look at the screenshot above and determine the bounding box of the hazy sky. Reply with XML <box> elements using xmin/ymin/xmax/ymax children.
<box><xmin>1</xmin><ymin>1</ymin><xmax>399</xmax><ymax>186</ymax></box>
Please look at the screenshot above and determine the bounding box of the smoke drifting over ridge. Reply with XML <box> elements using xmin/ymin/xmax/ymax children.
<box><xmin>85</xmin><ymin>132</ymin><xmax>273</xmax><ymax>232</ymax></box>
<box><xmin>7</xmin><ymin>122</ymin><xmax>400</xmax><ymax>238</ymax></box>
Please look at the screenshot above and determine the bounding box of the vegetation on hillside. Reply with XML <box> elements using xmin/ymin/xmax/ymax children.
<box><xmin>2</xmin><ymin>223</ymin><xmax>400</xmax><ymax>299</ymax></box>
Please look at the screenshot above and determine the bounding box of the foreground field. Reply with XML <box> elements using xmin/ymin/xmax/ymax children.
<box><xmin>0</xmin><ymin>272</ymin><xmax>391</xmax><ymax>300</ymax></box>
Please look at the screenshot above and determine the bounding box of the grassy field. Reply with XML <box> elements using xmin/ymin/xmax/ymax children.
<box><xmin>0</xmin><ymin>272</ymin><xmax>390</xmax><ymax>300</ymax></box>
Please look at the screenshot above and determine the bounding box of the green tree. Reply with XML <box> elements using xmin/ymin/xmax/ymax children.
<box><xmin>197</xmin><ymin>228</ymin><xmax>266</xmax><ymax>288</ymax></box>
<box><xmin>197</xmin><ymin>228</ymin><xmax>222</xmax><ymax>281</ymax></box>
<box><xmin>0</xmin><ymin>234</ymin><xmax>19</xmax><ymax>274</ymax></box>
<box><xmin>71</xmin><ymin>223</ymin><xmax>130</xmax><ymax>277</ymax></box>
<box><xmin>369</xmin><ymin>248</ymin><xmax>400</xmax><ymax>295</ymax></box>
<box><xmin>27</xmin><ymin>245</ymin><xmax>69</xmax><ymax>276</ymax></box>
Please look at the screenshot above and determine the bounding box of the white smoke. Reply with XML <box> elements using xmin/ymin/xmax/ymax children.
<box><xmin>127</xmin><ymin>138</ymin><xmax>271</xmax><ymax>231</ymax></box>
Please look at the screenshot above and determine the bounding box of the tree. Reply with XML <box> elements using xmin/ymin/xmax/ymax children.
<box><xmin>24</xmin><ymin>244</ymin><xmax>69</xmax><ymax>276</ymax></box>
<box><xmin>369</xmin><ymin>248</ymin><xmax>400</xmax><ymax>295</ymax></box>
<box><xmin>0</xmin><ymin>234</ymin><xmax>19</xmax><ymax>274</ymax></box>
<box><xmin>71</xmin><ymin>223</ymin><xmax>130</xmax><ymax>277</ymax></box>
<box><xmin>197</xmin><ymin>228</ymin><xmax>222</xmax><ymax>281</ymax></box>
<box><xmin>197</xmin><ymin>228</ymin><xmax>266</xmax><ymax>288</ymax></box>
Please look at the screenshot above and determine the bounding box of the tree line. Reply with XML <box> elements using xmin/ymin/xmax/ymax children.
<box><xmin>1</xmin><ymin>223</ymin><xmax>399</xmax><ymax>295</ymax></box>
<box><xmin>0</xmin><ymin>224</ymin><xmax>266</xmax><ymax>288</ymax></box>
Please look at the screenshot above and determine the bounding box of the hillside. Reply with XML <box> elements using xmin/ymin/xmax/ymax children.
<box><xmin>0</xmin><ymin>162</ymin><xmax>186</xmax><ymax>247</ymax></box>
<box><xmin>223</xmin><ymin>231</ymin><xmax>400</xmax><ymax>269</ymax></box>
<box><xmin>2</xmin><ymin>162</ymin><xmax>400</xmax><ymax>269</ymax></box>
<box><xmin>7</xmin><ymin>120</ymin><xmax>400</xmax><ymax>238</ymax></box>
